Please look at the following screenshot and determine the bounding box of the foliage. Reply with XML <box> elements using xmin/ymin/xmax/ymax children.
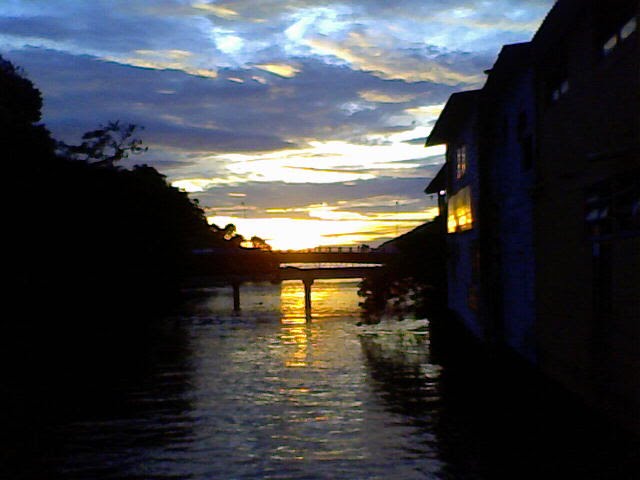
<box><xmin>1</xmin><ymin>54</ymin><xmax>259</xmax><ymax>329</ymax></box>
<box><xmin>0</xmin><ymin>56</ymin><xmax>55</xmax><ymax>164</ymax></box>
<box><xmin>250</xmin><ymin>235</ymin><xmax>272</xmax><ymax>251</ymax></box>
<box><xmin>57</xmin><ymin>120</ymin><xmax>148</xmax><ymax>167</ymax></box>
<box><xmin>358</xmin><ymin>218</ymin><xmax>447</xmax><ymax>324</ymax></box>
<box><xmin>0</xmin><ymin>57</ymin><xmax>43</xmax><ymax>125</ymax></box>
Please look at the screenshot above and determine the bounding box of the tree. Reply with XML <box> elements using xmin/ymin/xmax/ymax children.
<box><xmin>250</xmin><ymin>235</ymin><xmax>272</xmax><ymax>251</ymax></box>
<box><xmin>0</xmin><ymin>55</ymin><xmax>55</xmax><ymax>163</ymax></box>
<box><xmin>59</xmin><ymin>120</ymin><xmax>148</xmax><ymax>167</ymax></box>
<box><xmin>222</xmin><ymin>223</ymin><xmax>237</xmax><ymax>240</ymax></box>
<box><xmin>357</xmin><ymin>218</ymin><xmax>446</xmax><ymax>323</ymax></box>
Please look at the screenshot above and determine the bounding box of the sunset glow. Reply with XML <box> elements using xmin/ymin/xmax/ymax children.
<box><xmin>209</xmin><ymin>207</ymin><xmax>438</xmax><ymax>250</ymax></box>
<box><xmin>2</xmin><ymin>0</ymin><xmax>553</xmax><ymax>249</ymax></box>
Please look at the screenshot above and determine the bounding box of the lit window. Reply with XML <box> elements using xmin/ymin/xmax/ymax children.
<box><xmin>603</xmin><ymin>34</ymin><xmax>618</xmax><ymax>55</ymax></box>
<box><xmin>455</xmin><ymin>145</ymin><xmax>467</xmax><ymax>180</ymax></box>
<box><xmin>447</xmin><ymin>186</ymin><xmax>473</xmax><ymax>233</ymax></box>
<box><xmin>551</xmin><ymin>79</ymin><xmax>570</xmax><ymax>102</ymax></box>
<box><xmin>621</xmin><ymin>16</ymin><xmax>637</xmax><ymax>40</ymax></box>
<box><xmin>603</xmin><ymin>15</ymin><xmax>637</xmax><ymax>56</ymax></box>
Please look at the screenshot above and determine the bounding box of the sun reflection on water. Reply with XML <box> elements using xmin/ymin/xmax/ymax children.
<box><xmin>280</xmin><ymin>323</ymin><xmax>311</xmax><ymax>368</ymax></box>
<box><xmin>280</xmin><ymin>281</ymin><xmax>314</xmax><ymax>367</ymax></box>
<box><xmin>278</xmin><ymin>280</ymin><xmax>361</xmax><ymax>369</ymax></box>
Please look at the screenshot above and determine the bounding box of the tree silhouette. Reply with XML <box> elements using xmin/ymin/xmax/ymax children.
<box><xmin>58</xmin><ymin>120</ymin><xmax>148</xmax><ymax>167</ymax></box>
<box><xmin>0</xmin><ymin>57</ymin><xmax>42</xmax><ymax>125</ymax></box>
<box><xmin>250</xmin><ymin>235</ymin><xmax>272</xmax><ymax>251</ymax></box>
<box><xmin>0</xmin><ymin>55</ymin><xmax>55</xmax><ymax>164</ymax></box>
<box><xmin>3</xmin><ymin>52</ymin><xmax>276</xmax><ymax>332</ymax></box>
<box><xmin>222</xmin><ymin>223</ymin><xmax>237</xmax><ymax>240</ymax></box>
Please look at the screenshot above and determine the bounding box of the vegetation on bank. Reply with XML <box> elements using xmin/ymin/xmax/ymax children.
<box><xmin>2</xmin><ymin>55</ymin><xmax>268</xmax><ymax>330</ymax></box>
<box><xmin>357</xmin><ymin>217</ymin><xmax>447</xmax><ymax>323</ymax></box>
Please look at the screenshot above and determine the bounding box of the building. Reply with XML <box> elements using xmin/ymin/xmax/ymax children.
<box><xmin>480</xmin><ymin>42</ymin><xmax>537</xmax><ymax>363</ymax></box>
<box><xmin>532</xmin><ymin>0</ymin><xmax>639</xmax><ymax>431</ymax></box>
<box><xmin>424</xmin><ymin>0</ymin><xmax>639</xmax><ymax>432</ymax></box>
<box><xmin>425</xmin><ymin>90</ymin><xmax>486</xmax><ymax>340</ymax></box>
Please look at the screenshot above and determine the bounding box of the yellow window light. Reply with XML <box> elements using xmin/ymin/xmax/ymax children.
<box><xmin>447</xmin><ymin>186</ymin><xmax>474</xmax><ymax>233</ymax></box>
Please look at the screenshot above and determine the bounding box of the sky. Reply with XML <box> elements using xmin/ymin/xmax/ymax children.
<box><xmin>1</xmin><ymin>0</ymin><xmax>554</xmax><ymax>249</ymax></box>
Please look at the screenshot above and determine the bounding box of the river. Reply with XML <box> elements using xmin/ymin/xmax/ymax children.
<box><xmin>2</xmin><ymin>280</ymin><xmax>638</xmax><ymax>479</ymax></box>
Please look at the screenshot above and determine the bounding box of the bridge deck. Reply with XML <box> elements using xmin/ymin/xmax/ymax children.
<box><xmin>273</xmin><ymin>251</ymin><xmax>391</xmax><ymax>264</ymax></box>
<box><xmin>192</xmin><ymin>248</ymin><xmax>393</xmax><ymax>265</ymax></box>
<box><xmin>184</xmin><ymin>266</ymin><xmax>381</xmax><ymax>287</ymax></box>
<box><xmin>183</xmin><ymin>265</ymin><xmax>383</xmax><ymax>315</ymax></box>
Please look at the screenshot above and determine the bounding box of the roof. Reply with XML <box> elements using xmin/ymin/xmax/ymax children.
<box><xmin>425</xmin><ymin>90</ymin><xmax>481</xmax><ymax>147</ymax></box>
<box><xmin>483</xmin><ymin>42</ymin><xmax>532</xmax><ymax>94</ymax></box>
<box><xmin>424</xmin><ymin>164</ymin><xmax>446</xmax><ymax>194</ymax></box>
<box><xmin>534</xmin><ymin>0</ymin><xmax>636</xmax><ymax>53</ymax></box>
<box><xmin>377</xmin><ymin>217</ymin><xmax>443</xmax><ymax>252</ymax></box>
<box><xmin>532</xmin><ymin>0</ymin><xmax>589</xmax><ymax>54</ymax></box>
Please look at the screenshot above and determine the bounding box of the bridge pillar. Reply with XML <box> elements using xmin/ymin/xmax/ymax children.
<box><xmin>232</xmin><ymin>282</ymin><xmax>241</xmax><ymax>311</ymax></box>
<box><xmin>303</xmin><ymin>278</ymin><xmax>314</xmax><ymax>321</ymax></box>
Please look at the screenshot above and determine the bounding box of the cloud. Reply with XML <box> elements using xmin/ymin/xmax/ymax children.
<box><xmin>192</xmin><ymin>3</ymin><xmax>240</xmax><ymax>19</ymax></box>
<box><xmin>304</xmin><ymin>34</ymin><xmax>485</xmax><ymax>85</ymax></box>
<box><xmin>0</xmin><ymin>0</ymin><xmax>554</xmax><ymax>246</ymax></box>
<box><xmin>5</xmin><ymin>47</ymin><xmax>457</xmax><ymax>157</ymax></box>
<box><xmin>255</xmin><ymin>63</ymin><xmax>301</xmax><ymax>78</ymax></box>
<box><xmin>359</xmin><ymin>90</ymin><xmax>418</xmax><ymax>103</ymax></box>
<box><xmin>1</xmin><ymin>0</ymin><xmax>553</xmax><ymax>84</ymax></box>
<box><xmin>193</xmin><ymin>175</ymin><xmax>440</xmax><ymax>218</ymax></box>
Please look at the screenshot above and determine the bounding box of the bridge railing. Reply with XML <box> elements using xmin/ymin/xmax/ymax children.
<box><xmin>276</xmin><ymin>245</ymin><xmax>375</xmax><ymax>254</ymax></box>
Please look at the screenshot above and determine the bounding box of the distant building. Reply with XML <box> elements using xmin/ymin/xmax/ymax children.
<box><xmin>424</xmin><ymin>165</ymin><xmax>447</xmax><ymax>218</ymax></box>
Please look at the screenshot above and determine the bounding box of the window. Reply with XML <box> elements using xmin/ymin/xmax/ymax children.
<box><xmin>517</xmin><ymin>112</ymin><xmax>533</xmax><ymax>171</ymax></box>
<box><xmin>455</xmin><ymin>145</ymin><xmax>467</xmax><ymax>180</ymax></box>
<box><xmin>621</xmin><ymin>16</ymin><xmax>637</xmax><ymax>40</ymax></box>
<box><xmin>544</xmin><ymin>51</ymin><xmax>569</xmax><ymax>104</ymax></box>
<box><xmin>585</xmin><ymin>182</ymin><xmax>613</xmax><ymax>237</ymax></box>
<box><xmin>601</xmin><ymin>13</ymin><xmax>637</xmax><ymax>56</ymax></box>
<box><xmin>447</xmin><ymin>186</ymin><xmax>473</xmax><ymax>233</ymax></box>
<box><xmin>585</xmin><ymin>172</ymin><xmax>640</xmax><ymax>238</ymax></box>
<box><xmin>603</xmin><ymin>34</ymin><xmax>618</xmax><ymax>55</ymax></box>
<box><xmin>551</xmin><ymin>79</ymin><xmax>570</xmax><ymax>102</ymax></box>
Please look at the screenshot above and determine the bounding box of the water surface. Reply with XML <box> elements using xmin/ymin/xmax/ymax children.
<box><xmin>3</xmin><ymin>280</ymin><xmax>637</xmax><ymax>479</ymax></box>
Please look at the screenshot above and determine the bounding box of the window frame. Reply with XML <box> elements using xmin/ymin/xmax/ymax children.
<box><xmin>455</xmin><ymin>144</ymin><xmax>468</xmax><ymax>181</ymax></box>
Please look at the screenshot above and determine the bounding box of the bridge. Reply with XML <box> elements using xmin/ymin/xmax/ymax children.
<box><xmin>191</xmin><ymin>246</ymin><xmax>394</xmax><ymax>265</ymax></box>
<box><xmin>272</xmin><ymin>250</ymin><xmax>391</xmax><ymax>265</ymax></box>
<box><xmin>185</xmin><ymin>247</ymin><xmax>394</xmax><ymax>318</ymax></box>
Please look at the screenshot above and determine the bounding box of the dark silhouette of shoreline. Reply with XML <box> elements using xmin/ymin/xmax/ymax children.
<box><xmin>1</xmin><ymin>55</ymin><xmax>275</xmax><ymax>393</ymax></box>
